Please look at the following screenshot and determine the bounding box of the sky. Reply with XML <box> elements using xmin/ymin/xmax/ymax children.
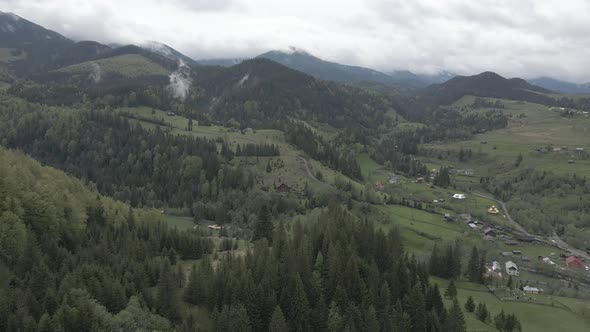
<box><xmin>2</xmin><ymin>0</ymin><xmax>590</xmax><ymax>82</ymax></box>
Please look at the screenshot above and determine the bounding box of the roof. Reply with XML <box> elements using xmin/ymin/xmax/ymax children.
<box><xmin>505</xmin><ymin>261</ymin><xmax>518</xmax><ymax>269</ymax></box>
<box><xmin>566</xmin><ymin>256</ymin><xmax>583</xmax><ymax>265</ymax></box>
<box><xmin>523</xmin><ymin>286</ymin><xmax>540</xmax><ymax>292</ymax></box>
<box><xmin>452</xmin><ymin>193</ymin><xmax>466</xmax><ymax>199</ymax></box>
<box><xmin>484</xmin><ymin>227</ymin><xmax>496</xmax><ymax>235</ymax></box>
<box><xmin>468</xmin><ymin>223</ymin><xmax>477</xmax><ymax>229</ymax></box>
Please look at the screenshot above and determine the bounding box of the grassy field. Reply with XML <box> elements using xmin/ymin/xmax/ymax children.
<box><xmin>55</xmin><ymin>54</ymin><xmax>169</xmax><ymax>77</ymax></box>
<box><xmin>0</xmin><ymin>48</ymin><xmax>25</xmax><ymax>62</ymax></box>
<box><xmin>119</xmin><ymin>107</ymin><xmax>350</xmax><ymax>194</ymax></box>
<box><xmin>432</xmin><ymin>277</ymin><xmax>590</xmax><ymax>332</ymax></box>
<box><xmin>159</xmin><ymin>214</ymin><xmax>195</xmax><ymax>231</ymax></box>
<box><xmin>424</xmin><ymin>96</ymin><xmax>590</xmax><ymax>178</ymax></box>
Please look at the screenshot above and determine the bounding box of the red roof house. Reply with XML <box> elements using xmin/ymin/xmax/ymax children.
<box><xmin>565</xmin><ymin>256</ymin><xmax>584</xmax><ymax>269</ymax></box>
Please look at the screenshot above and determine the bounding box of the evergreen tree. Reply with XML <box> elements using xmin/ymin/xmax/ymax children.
<box><xmin>464</xmin><ymin>296</ymin><xmax>475</xmax><ymax>313</ymax></box>
<box><xmin>475</xmin><ymin>303</ymin><xmax>488</xmax><ymax>322</ymax></box>
<box><xmin>445</xmin><ymin>298</ymin><xmax>466</xmax><ymax>332</ymax></box>
<box><xmin>280</xmin><ymin>273</ymin><xmax>309</xmax><ymax>331</ymax></box>
<box><xmin>156</xmin><ymin>260</ymin><xmax>182</xmax><ymax>322</ymax></box>
<box><xmin>269</xmin><ymin>306</ymin><xmax>289</xmax><ymax>332</ymax></box>
<box><xmin>327</xmin><ymin>302</ymin><xmax>344</xmax><ymax>332</ymax></box>
<box><xmin>507</xmin><ymin>275</ymin><xmax>514</xmax><ymax>289</ymax></box>
<box><xmin>252</xmin><ymin>205</ymin><xmax>274</xmax><ymax>243</ymax></box>
<box><xmin>444</xmin><ymin>280</ymin><xmax>458</xmax><ymax>299</ymax></box>
<box><xmin>467</xmin><ymin>246</ymin><xmax>480</xmax><ymax>282</ymax></box>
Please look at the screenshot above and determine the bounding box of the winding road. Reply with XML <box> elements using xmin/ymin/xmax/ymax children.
<box><xmin>474</xmin><ymin>192</ymin><xmax>590</xmax><ymax>262</ymax></box>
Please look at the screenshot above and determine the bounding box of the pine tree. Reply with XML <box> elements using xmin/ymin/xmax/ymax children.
<box><xmin>269</xmin><ymin>306</ymin><xmax>289</xmax><ymax>332</ymax></box>
<box><xmin>475</xmin><ymin>303</ymin><xmax>488</xmax><ymax>322</ymax></box>
<box><xmin>156</xmin><ymin>259</ymin><xmax>181</xmax><ymax>322</ymax></box>
<box><xmin>444</xmin><ymin>280</ymin><xmax>458</xmax><ymax>299</ymax></box>
<box><xmin>467</xmin><ymin>246</ymin><xmax>480</xmax><ymax>282</ymax></box>
<box><xmin>252</xmin><ymin>205</ymin><xmax>274</xmax><ymax>243</ymax></box>
<box><xmin>405</xmin><ymin>283</ymin><xmax>426</xmax><ymax>332</ymax></box>
<box><xmin>327</xmin><ymin>302</ymin><xmax>344</xmax><ymax>332</ymax></box>
<box><xmin>280</xmin><ymin>273</ymin><xmax>309</xmax><ymax>331</ymax></box>
<box><xmin>445</xmin><ymin>298</ymin><xmax>466</xmax><ymax>332</ymax></box>
<box><xmin>364</xmin><ymin>305</ymin><xmax>380</xmax><ymax>332</ymax></box>
<box><xmin>507</xmin><ymin>275</ymin><xmax>514</xmax><ymax>289</ymax></box>
<box><xmin>464</xmin><ymin>296</ymin><xmax>475</xmax><ymax>313</ymax></box>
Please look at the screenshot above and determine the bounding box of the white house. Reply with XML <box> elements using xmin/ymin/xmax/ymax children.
<box><xmin>542</xmin><ymin>257</ymin><xmax>555</xmax><ymax>265</ymax></box>
<box><xmin>452</xmin><ymin>193</ymin><xmax>466</xmax><ymax>200</ymax></box>
<box><xmin>523</xmin><ymin>286</ymin><xmax>541</xmax><ymax>294</ymax></box>
<box><xmin>492</xmin><ymin>261</ymin><xmax>501</xmax><ymax>272</ymax></box>
<box><xmin>505</xmin><ymin>261</ymin><xmax>519</xmax><ymax>276</ymax></box>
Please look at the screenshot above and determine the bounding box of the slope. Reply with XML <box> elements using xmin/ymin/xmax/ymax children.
<box><xmin>423</xmin><ymin>71</ymin><xmax>556</xmax><ymax>105</ymax></box>
<box><xmin>529</xmin><ymin>77</ymin><xmax>590</xmax><ymax>95</ymax></box>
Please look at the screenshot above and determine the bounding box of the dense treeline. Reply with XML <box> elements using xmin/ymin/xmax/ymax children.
<box><xmin>185</xmin><ymin>205</ymin><xmax>467</xmax><ymax>332</ymax></box>
<box><xmin>0</xmin><ymin>149</ymin><xmax>470</xmax><ymax>331</ymax></box>
<box><xmin>284</xmin><ymin>121</ymin><xmax>362</xmax><ymax>180</ymax></box>
<box><xmin>0</xmin><ymin>97</ymin><xmax>254</xmax><ymax>208</ymax></box>
<box><xmin>236</xmin><ymin>143</ymin><xmax>280</xmax><ymax>157</ymax></box>
<box><xmin>0</xmin><ymin>148</ymin><xmax>213</xmax><ymax>331</ymax></box>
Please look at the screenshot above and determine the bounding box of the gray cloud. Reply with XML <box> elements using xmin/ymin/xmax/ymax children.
<box><xmin>2</xmin><ymin>0</ymin><xmax>590</xmax><ymax>82</ymax></box>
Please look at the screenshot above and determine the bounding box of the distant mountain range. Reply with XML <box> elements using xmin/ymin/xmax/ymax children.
<box><xmin>195</xmin><ymin>49</ymin><xmax>457</xmax><ymax>88</ymax></box>
<box><xmin>528</xmin><ymin>77</ymin><xmax>590</xmax><ymax>94</ymax></box>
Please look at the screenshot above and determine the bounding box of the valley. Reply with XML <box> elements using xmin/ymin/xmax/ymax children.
<box><xmin>1</xmin><ymin>9</ymin><xmax>589</xmax><ymax>332</ymax></box>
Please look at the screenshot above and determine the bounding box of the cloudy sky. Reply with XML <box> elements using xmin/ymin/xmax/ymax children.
<box><xmin>3</xmin><ymin>0</ymin><xmax>590</xmax><ymax>82</ymax></box>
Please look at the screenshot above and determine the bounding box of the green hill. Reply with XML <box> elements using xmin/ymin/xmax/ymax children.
<box><xmin>55</xmin><ymin>54</ymin><xmax>169</xmax><ymax>78</ymax></box>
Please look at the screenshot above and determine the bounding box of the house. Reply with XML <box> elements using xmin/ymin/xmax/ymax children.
<box><xmin>487</xmin><ymin>205</ymin><xmax>500</xmax><ymax>214</ymax></box>
<box><xmin>566</xmin><ymin>256</ymin><xmax>584</xmax><ymax>269</ymax></box>
<box><xmin>575</xmin><ymin>147</ymin><xmax>585</xmax><ymax>153</ymax></box>
<box><xmin>468</xmin><ymin>223</ymin><xmax>477</xmax><ymax>229</ymax></box>
<box><xmin>505</xmin><ymin>240</ymin><xmax>519</xmax><ymax>246</ymax></box>
<box><xmin>505</xmin><ymin>261</ymin><xmax>519</xmax><ymax>276</ymax></box>
<box><xmin>492</xmin><ymin>261</ymin><xmax>502</xmax><ymax>272</ymax></box>
<box><xmin>552</xmin><ymin>147</ymin><xmax>562</xmax><ymax>152</ymax></box>
<box><xmin>523</xmin><ymin>286</ymin><xmax>541</xmax><ymax>294</ymax></box>
<box><xmin>452</xmin><ymin>193</ymin><xmax>466</xmax><ymax>200</ymax></box>
<box><xmin>541</xmin><ymin>257</ymin><xmax>555</xmax><ymax>265</ymax></box>
<box><xmin>166</xmin><ymin>111</ymin><xmax>176</xmax><ymax>116</ymax></box>
<box><xmin>276</xmin><ymin>183</ymin><xmax>291</xmax><ymax>194</ymax></box>
<box><xmin>501</xmin><ymin>252</ymin><xmax>513</xmax><ymax>257</ymax></box>
<box><xmin>516</xmin><ymin>235</ymin><xmax>535</xmax><ymax>243</ymax></box>
<box><xmin>207</xmin><ymin>224</ymin><xmax>222</xmax><ymax>230</ymax></box>
<box><xmin>241</xmin><ymin>127</ymin><xmax>253</xmax><ymax>133</ymax></box>
<box><xmin>444</xmin><ymin>213</ymin><xmax>454</xmax><ymax>222</ymax></box>
<box><xmin>512</xmin><ymin>250</ymin><xmax>522</xmax><ymax>255</ymax></box>
<box><xmin>484</xmin><ymin>227</ymin><xmax>496</xmax><ymax>237</ymax></box>
<box><xmin>416</xmin><ymin>177</ymin><xmax>425</xmax><ymax>183</ymax></box>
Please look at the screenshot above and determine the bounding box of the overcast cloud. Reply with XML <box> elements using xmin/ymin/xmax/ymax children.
<box><xmin>2</xmin><ymin>0</ymin><xmax>590</xmax><ymax>82</ymax></box>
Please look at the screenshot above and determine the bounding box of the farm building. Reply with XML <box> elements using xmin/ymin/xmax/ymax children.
<box><xmin>452</xmin><ymin>193</ymin><xmax>466</xmax><ymax>200</ymax></box>
<box><xmin>501</xmin><ymin>252</ymin><xmax>513</xmax><ymax>257</ymax></box>
<box><xmin>484</xmin><ymin>227</ymin><xmax>496</xmax><ymax>237</ymax></box>
<box><xmin>516</xmin><ymin>235</ymin><xmax>535</xmax><ymax>242</ymax></box>
<box><xmin>505</xmin><ymin>240</ymin><xmax>519</xmax><ymax>246</ymax></box>
<box><xmin>505</xmin><ymin>261</ymin><xmax>519</xmax><ymax>276</ymax></box>
<box><xmin>566</xmin><ymin>256</ymin><xmax>584</xmax><ymax>269</ymax></box>
<box><xmin>276</xmin><ymin>183</ymin><xmax>291</xmax><ymax>193</ymax></box>
<box><xmin>541</xmin><ymin>257</ymin><xmax>555</xmax><ymax>265</ymax></box>
<box><xmin>512</xmin><ymin>250</ymin><xmax>522</xmax><ymax>255</ymax></box>
<box><xmin>487</xmin><ymin>206</ymin><xmax>500</xmax><ymax>214</ymax></box>
<box><xmin>208</xmin><ymin>224</ymin><xmax>222</xmax><ymax>230</ymax></box>
<box><xmin>523</xmin><ymin>286</ymin><xmax>542</xmax><ymax>294</ymax></box>
<box><xmin>468</xmin><ymin>223</ymin><xmax>477</xmax><ymax>229</ymax></box>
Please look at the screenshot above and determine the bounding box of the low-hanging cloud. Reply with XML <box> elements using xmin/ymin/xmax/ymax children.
<box><xmin>4</xmin><ymin>0</ymin><xmax>590</xmax><ymax>82</ymax></box>
<box><xmin>89</xmin><ymin>62</ymin><xmax>101</xmax><ymax>83</ymax></box>
<box><xmin>168</xmin><ymin>59</ymin><xmax>192</xmax><ymax>101</ymax></box>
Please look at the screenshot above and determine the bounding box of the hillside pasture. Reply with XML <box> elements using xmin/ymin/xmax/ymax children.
<box><xmin>55</xmin><ymin>54</ymin><xmax>169</xmax><ymax>77</ymax></box>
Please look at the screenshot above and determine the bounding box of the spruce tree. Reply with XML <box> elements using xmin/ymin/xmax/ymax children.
<box><xmin>467</xmin><ymin>246</ymin><xmax>480</xmax><ymax>282</ymax></box>
<box><xmin>252</xmin><ymin>205</ymin><xmax>274</xmax><ymax>243</ymax></box>
<box><xmin>464</xmin><ymin>296</ymin><xmax>475</xmax><ymax>313</ymax></box>
<box><xmin>156</xmin><ymin>259</ymin><xmax>181</xmax><ymax>322</ymax></box>
<box><xmin>444</xmin><ymin>280</ymin><xmax>458</xmax><ymax>299</ymax></box>
<box><xmin>269</xmin><ymin>306</ymin><xmax>289</xmax><ymax>332</ymax></box>
<box><xmin>445</xmin><ymin>298</ymin><xmax>466</xmax><ymax>332</ymax></box>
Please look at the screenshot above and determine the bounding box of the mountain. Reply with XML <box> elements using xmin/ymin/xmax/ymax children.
<box><xmin>422</xmin><ymin>71</ymin><xmax>555</xmax><ymax>105</ymax></box>
<box><xmin>141</xmin><ymin>41</ymin><xmax>196</xmax><ymax>65</ymax></box>
<box><xmin>192</xmin><ymin>58</ymin><xmax>399</xmax><ymax>128</ymax></box>
<box><xmin>256</xmin><ymin>48</ymin><xmax>397</xmax><ymax>86</ymax></box>
<box><xmin>528</xmin><ymin>77</ymin><xmax>590</xmax><ymax>94</ymax></box>
<box><xmin>388</xmin><ymin>70</ymin><xmax>456</xmax><ymax>87</ymax></box>
<box><xmin>194</xmin><ymin>57</ymin><xmax>246</xmax><ymax>67</ymax></box>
